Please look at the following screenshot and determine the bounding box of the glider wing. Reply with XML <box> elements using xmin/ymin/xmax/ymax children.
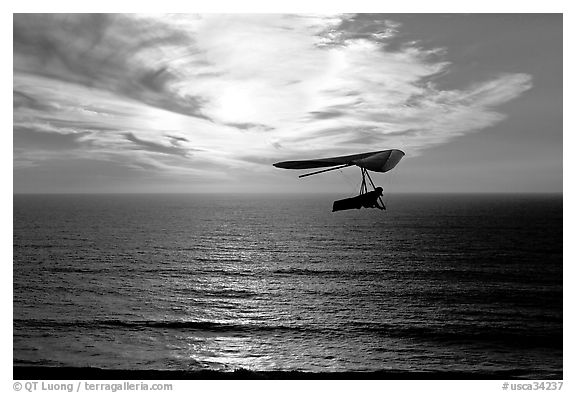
<box><xmin>273</xmin><ymin>149</ymin><xmax>405</xmax><ymax>173</ymax></box>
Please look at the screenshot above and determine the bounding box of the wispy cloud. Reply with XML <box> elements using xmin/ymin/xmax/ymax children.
<box><xmin>13</xmin><ymin>13</ymin><xmax>533</xmax><ymax>188</ymax></box>
<box><xmin>14</xmin><ymin>14</ymin><xmax>209</xmax><ymax>119</ymax></box>
<box><xmin>14</xmin><ymin>126</ymin><xmax>93</xmax><ymax>151</ymax></box>
<box><xmin>123</xmin><ymin>132</ymin><xmax>195</xmax><ymax>157</ymax></box>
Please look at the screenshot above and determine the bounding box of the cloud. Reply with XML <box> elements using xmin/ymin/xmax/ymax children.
<box><xmin>14</xmin><ymin>126</ymin><xmax>93</xmax><ymax>151</ymax></box>
<box><xmin>224</xmin><ymin>122</ymin><xmax>275</xmax><ymax>132</ymax></box>
<box><xmin>314</xmin><ymin>14</ymin><xmax>401</xmax><ymax>47</ymax></box>
<box><xmin>13</xmin><ymin>90</ymin><xmax>59</xmax><ymax>112</ymax></box>
<box><xmin>309</xmin><ymin>110</ymin><xmax>346</xmax><ymax>120</ymax></box>
<box><xmin>13</xmin><ymin>14</ymin><xmax>534</xmax><ymax>189</ymax></box>
<box><xmin>13</xmin><ymin>14</ymin><xmax>209</xmax><ymax>119</ymax></box>
<box><xmin>167</xmin><ymin>135</ymin><xmax>189</xmax><ymax>144</ymax></box>
<box><xmin>123</xmin><ymin>132</ymin><xmax>194</xmax><ymax>157</ymax></box>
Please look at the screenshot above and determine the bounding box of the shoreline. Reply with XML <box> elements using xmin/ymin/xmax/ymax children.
<box><xmin>13</xmin><ymin>366</ymin><xmax>561</xmax><ymax>380</ymax></box>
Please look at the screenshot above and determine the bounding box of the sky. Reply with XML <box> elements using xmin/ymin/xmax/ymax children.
<box><xmin>12</xmin><ymin>13</ymin><xmax>562</xmax><ymax>194</ymax></box>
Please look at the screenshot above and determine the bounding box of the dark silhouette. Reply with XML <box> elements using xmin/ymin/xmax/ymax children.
<box><xmin>332</xmin><ymin>187</ymin><xmax>386</xmax><ymax>212</ymax></box>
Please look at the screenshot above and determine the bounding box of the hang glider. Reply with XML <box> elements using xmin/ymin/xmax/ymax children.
<box><xmin>273</xmin><ymin>149</ymin><xmax>405</xmax><ymax>212</ymax></box>
<box><xmin>273</xmin><ymin>149</ymin><xmax>405</xmax><ymax>177</ymax></box>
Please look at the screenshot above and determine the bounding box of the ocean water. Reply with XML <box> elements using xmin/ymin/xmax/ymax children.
<box><xmin>13</xmin><ymin>193</ymin><xmax>562</xmax><ymax>378</ymax></box>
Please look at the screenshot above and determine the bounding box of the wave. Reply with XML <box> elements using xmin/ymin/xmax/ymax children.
<box><xmin>14</xmin><ymin>243</ymin><xmax>58</xmax><ymax>249</ymax></box>
<box><xmin>14</xmin><ymin>318</ymin><xmax>307</xmax><ymax>334</ymax></box>
<box><xmin>15</xmin><ymin>317</ymin><xmax>561</xmax><ymax>349</ymax></box>
<box><xmin>39</xmin><ymin>266</ymin><xmax>257</xmax><ymax>277</ymax></box>
<box><xmin>26</xmin><ymin>265</ymin><xmax>535</xmax><ymax>284</ymax></box>
<box><xmin>172</xmin><ymin>288</ymin><xmax>258</xmax><ymax>299</ymax></box>
<box><xmin>347</xmin><ymin>320</ymin><xmax>563</xmax><ymax>349</ymax></box>
<box><xmin>271</xmin><ymin>268</ymin><xmax>368</xmax><ymax>277</ymax></box>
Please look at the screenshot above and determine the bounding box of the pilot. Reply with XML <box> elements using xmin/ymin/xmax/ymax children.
<box><xmin>359</xmin><ymin>187</ymin><xmax>386</xmax><ymax>210</ymax></box>
<box><xmin>332</xmin><ymin>187</ymin><xmax>386</xmax><ymax>212</ymax></box>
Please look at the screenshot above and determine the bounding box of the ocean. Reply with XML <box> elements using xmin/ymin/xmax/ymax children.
<box><xmin>13</xmin><ymin>193</ymin><xmax>563</xmax><ymax>379</ymax></box>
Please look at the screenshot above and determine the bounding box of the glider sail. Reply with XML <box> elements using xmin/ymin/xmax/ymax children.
<box><xmin>273</xmin><ymin>149</ymin><xmax>405</xmax><ymax>176</ymax></box>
